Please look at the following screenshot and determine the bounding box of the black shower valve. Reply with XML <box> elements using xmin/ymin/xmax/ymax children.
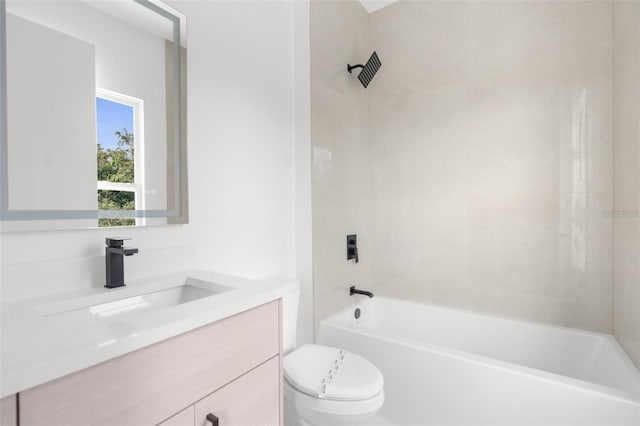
<box><xmin>347</xmin><ymin>234</ymin><xmax>359</xmax><ymax>263</ymax></box>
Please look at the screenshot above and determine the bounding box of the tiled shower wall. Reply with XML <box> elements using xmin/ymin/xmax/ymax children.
<box><xmin>613</xmin><ymin>1</ymin><xmax>640</xmax><ymax>368</ymax></box>
<box><xmin>369</xmin><ymin>1</ymin><xmax>613</xmax><ymax>332</ymax></box>
<box><xmin>310</xmin><ymin>0</ymin><xmax>372</xmax><ymax>327</ymax></box>
<box><xmin>312</xmin><ymin>0</ymin><xmax>618</xmax><ymax>334</ymax></box>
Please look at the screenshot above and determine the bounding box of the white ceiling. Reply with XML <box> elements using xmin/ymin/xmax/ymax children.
<box><xmin>358</xmin><ymin>0</ymin><xmax>399</xmax><ymax>14</ymax></box>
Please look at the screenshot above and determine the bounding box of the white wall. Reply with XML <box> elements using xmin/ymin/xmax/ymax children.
<box><xmin>1</xmin><ymin>0</ymin><xmax>313</xmax><ymax>346</ymax></box>
<box><xmin>176</xmin><ymin>0</ymin><xmax>296</xmax><ymax>279</ymax></box>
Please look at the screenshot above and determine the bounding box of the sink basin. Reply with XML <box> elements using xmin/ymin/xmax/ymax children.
<box><xmin>86</xmin><ymin>284</ymin><xmax>218</xmax><ymax>318</ymax></box>
<box><xmin>38</xmin><ymin>278</ymin><xmax>234</xmax><ymax>322</ymax></box>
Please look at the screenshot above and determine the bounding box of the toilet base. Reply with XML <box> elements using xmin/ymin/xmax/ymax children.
<box><xmin>283</xmin><ymin>380</ymin><xmax>384</xmax><ymax>426</ymax></box>
<box><xmin>284</xmin><ymin>398</ymin><xmax>310</xmax><ymax>426</ymax></box>
<box><xmin>285</xmin><ymin>401</ymin><xmax>384</xmax><ymax>426</ymax></box>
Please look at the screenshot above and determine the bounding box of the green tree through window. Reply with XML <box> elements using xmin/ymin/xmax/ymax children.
<box><xmin>97</xmin><ymin>129</ymin><xmax>135</xmax><ymax>227</ymax></box>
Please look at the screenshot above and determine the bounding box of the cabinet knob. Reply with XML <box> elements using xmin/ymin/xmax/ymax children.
<box><xmin>206</xmin><ymin>413</ymin><xmax>219</xmax><ymax>426</ymax></box>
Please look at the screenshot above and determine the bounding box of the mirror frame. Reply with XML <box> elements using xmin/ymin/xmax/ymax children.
<box><xmin>0</xmin><ymin>0</ymin><xmax>187</xmax><ymax>223</ymax></box>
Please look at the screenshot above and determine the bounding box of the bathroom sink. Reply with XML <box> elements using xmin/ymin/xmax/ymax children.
<box><xmin>85</xmin><ymin>284</ymin><xmax>218</xmax><ymax>318</ymax></box>
<box><xmin>37</xmin><ymin>278</ymin><xmax>234</xmax><ymax>322</ymax></box>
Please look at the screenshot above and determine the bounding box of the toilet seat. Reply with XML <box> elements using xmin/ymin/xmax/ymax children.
<box><xmin>284</xmin><ymin>344</ymin><xmax>384</xmax><ymax>401</ymax></box>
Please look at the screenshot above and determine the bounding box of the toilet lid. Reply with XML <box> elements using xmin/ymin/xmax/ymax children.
<box><xmin>283</xmin><ymin>344</ymin><xmax>384</xmax><ymax>401</ymax></box>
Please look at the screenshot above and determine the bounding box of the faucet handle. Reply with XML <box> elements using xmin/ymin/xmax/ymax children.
<box><xmin>106</xmin><ymin>237</ymin><xmax>132</xmax><ymax>248</ymax></box>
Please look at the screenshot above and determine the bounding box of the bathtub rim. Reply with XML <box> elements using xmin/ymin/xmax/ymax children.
<box><xmin>320</xmin><ymin>297</ymin><xmax>640</xmax><ymax>406</ymax></box>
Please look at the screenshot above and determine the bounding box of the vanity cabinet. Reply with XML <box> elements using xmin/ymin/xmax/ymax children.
<box><xmin>158</xmin><ymin>407</ymin><xmax>195</xmax><ymax>426</ymax></box>
<box><xmin>18</xmin><ymin>300</ymin><xmax>282</xmax><ymax>426</ymax></box>
<box><xmin>156</xmin><ymin>357</ymin><xmax>279</xmax><ymax>426</ymax></box>
<box><xmin>0</xmin><ymin>395</ymin><xmax>17</xmax><ymax>426</ymax></box>
<box><xmin>193</xmin><ymin>357</ymin><xmax>280</xmax><ymax>426</ymax></box>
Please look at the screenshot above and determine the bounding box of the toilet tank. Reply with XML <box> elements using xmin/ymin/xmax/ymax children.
<box><xmin>281</xmin><ymin>286</ymin><xmax>300</xmax><ymax>355</ymax></box>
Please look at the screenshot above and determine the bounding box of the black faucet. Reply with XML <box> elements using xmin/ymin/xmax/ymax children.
<box><xmin>350</xmin><ymin>285</ymin><xmax>374</xmax><ymax>298</ymax></box>
<box><xmin>105</xmin><ymin>238</ymin><xmax>138</xmax><ymax>289</ymax></box>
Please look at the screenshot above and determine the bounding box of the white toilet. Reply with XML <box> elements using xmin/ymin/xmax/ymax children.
<box><xmin>282</xmin><ymin>288</ymin><xmax>384</xmax><ymax>426</ymax></box>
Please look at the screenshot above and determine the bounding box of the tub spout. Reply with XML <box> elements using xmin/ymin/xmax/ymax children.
<box><xmin>350</xmin><ymin>285</ymin><xmax>374</xmax><ymax>298</ymax></box>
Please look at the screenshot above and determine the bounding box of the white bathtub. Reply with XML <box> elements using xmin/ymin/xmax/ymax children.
<box><xmin>318</xmin><ymin>297</ymin><xmax>640</xmax><ymax>426</ymax></box>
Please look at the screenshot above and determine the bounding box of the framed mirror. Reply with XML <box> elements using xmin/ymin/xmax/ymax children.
<box><xmin>0</xmin><ymin>0</ymin><xmax>187</xmax><ymax>231</ymax></box>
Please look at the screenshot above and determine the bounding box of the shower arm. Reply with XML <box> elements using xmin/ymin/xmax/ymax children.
<box><xmin>347</xmin><ymin>64</ymin><xmax>365</xmax><ymax>73</ymax></box>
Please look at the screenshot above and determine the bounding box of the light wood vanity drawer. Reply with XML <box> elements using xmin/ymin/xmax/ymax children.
<box><xmin>0</xmin><ymin>395</ymin><xmax>17</xmax><ymax>426</ymax></box>
<box><xmin>20</xmin><ymin>301</ymin><xmax>280</xmax><ymax>426</ymax></box>
<box><xmin>194</xmin><ymin>356</ymin><xmax>280</xmax><ymax>426</ymax></box>
<box><xmin>158</xmin><ymin>406</ymin><xmax>195</xmax><ymax>426</ymax></box>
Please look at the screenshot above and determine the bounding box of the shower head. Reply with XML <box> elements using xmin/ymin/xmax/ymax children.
<box><xmin>348</xmin><ymin>51</ymin><xmax>382</xmax><ymax>88</ymax></box>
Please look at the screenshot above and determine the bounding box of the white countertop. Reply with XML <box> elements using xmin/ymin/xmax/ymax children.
<box><xmin>0</xmin><ymin>270</ymin><xmax>299</xmax><ymax>398</ymax></box>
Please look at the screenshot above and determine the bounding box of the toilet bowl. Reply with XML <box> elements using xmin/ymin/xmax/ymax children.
<box><xmin>283</xmin><ymin>344</ymin><xmax>384</xmax><ymax>426</ymax></box>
